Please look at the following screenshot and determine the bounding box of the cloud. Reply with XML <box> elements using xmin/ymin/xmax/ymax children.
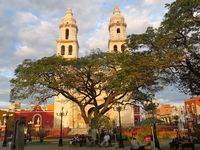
<box><xmin>155</xmin><ymin>85</ymin><xmax>190</xmax><ymax>104</ymax></box>
<box><xmin>144</xmin><ymin>0</ymin><xmax>174</xmax><ymax>5</ymax></box>
<box><xmin>17</xmin><ymin>20</ymin><xmax>57</xmax><ymax>59</ymax></box>
<box><xmin>15</xmin><ymin>12</ymin><xmax>38</xmax><ymax>24</ymax></box>
<box><xmin>0</xmin><ymin>75</ymin><xmax>11</xmax><ymax>103</ymax></box>
<box><xmin>84</xmin><ymin>22</ymin><xmax>109</xmax><ymax>53</ymax></box>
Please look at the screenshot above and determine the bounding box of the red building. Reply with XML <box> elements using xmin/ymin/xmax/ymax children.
<box><xmin>14</xmin><ymin>105</ymin><xmax>54</xmax><ymax>128</ymax></box>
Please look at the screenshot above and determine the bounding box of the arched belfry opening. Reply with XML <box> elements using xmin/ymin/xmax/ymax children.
<box><xmin>117</xmin><ymin>28</ymin><xmax>120</xmax><ymax>33</ymax></box>
<box><xmin>65</xmin><ymin>29</ymin><xmax>69</xmax><ymax>39</ymax></box>
<box><xmin>68</xmin><ymin>45</ymin><xmax>73</xmax><ymax>55</ymax></box>
<box><xmin>114</xmin><ymin>45</ymin><xmax>118</xmax><ymax>52</ymax></box>
<box><xmin>61</xmin><ymin>45</ymin><xmax>65</xmax><ymax>55</ymax></box>
<box><xmin>121</xmin><ymin>45</ymin><xmax>126</xmax><ymax>52</ymax></box>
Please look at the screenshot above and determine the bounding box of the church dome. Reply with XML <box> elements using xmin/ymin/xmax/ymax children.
<box><xmin>60</xmin><ymin>8</ymin><xmax>77</xmax><ymax>27</ymax></box>
<box><xmin>109</xmin><ymin>6</ymin><xmax>125</xmax><ymax>24</ymax></box>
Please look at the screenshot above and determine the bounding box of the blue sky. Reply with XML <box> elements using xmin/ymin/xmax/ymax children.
<box><xmin>0</xmin><ymin>0</ymin><xmax>190</xmax><ymax>108</ymax></box>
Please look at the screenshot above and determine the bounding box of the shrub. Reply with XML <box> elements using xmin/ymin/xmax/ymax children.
<box><xmin>161</xmin><ymin>132</ymin><xmax>172</xmax><ymax>140</ymax></box>
<box><xmin>137</xmin><ymin>133</ymin><xmax>146</xmax><ymax>143</ymax></box>
<box><xmin>36</xmin><ymin>128</ymin><xmax>49</xmax><ymax>143</ymax></box>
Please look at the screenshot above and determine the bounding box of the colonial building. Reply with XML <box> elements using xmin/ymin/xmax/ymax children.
<box><xmin>14</xmin><ymin>105</ymin><xmax>54</xmax><ymax>129</ymax></box>
<box><xmin>157</xmin><ymin>104</ymin><xmax>173</xmax><ymax>123</ymax></box>
<box><xmin>184</xmin><ymin>97</ymin><xmax>200</xmax><ymax>131</ymax></box>
<box><xmin>53</xmin><ymin>6</ymin><xmax>136</xmax><ymax>134</ymax></box>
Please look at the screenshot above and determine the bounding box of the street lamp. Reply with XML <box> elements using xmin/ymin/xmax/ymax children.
<box><xmin>57</xmin><ymin>106</ymin><xmax>67</xmax><ymax>146</ymax></box>
<box><xmin>113</xmin><ymin>102</ymin><xmax>125</xmax><ymax>148</ymax></box>
<box><xmin>143</xmin><ymin>99</ymin><xmax>160</xmax><ymax>150</ymax></box>
<box><xmin>28</xmin><ymin>121</ymin><xmax>33</xmax><ymax>142</ymax></box>
<box><xmin>24</xmin><ymin>127</ymin><xmax>28</xmax><ymax>144</ymax></box>
<box><xmin>2</xmin><ymin>113</ymin><xmax>13</xmax><ymax>147</ymax></box>
<box><xmin>185</xmin><ymin>113</ymin><xmax>191</xmax><ymax>136</ymax></box>
<box><xmin>172</xmin><ymin>114</ymin><xmax>179</xmax><ymax>138</ymax></box>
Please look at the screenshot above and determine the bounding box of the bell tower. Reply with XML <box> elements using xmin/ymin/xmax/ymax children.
<box><xmin>108</xmin><ymin>6</ymin><xmax>127</xmax><ymax>53</ymax></box>
<box><xmin>56</xmin><ymin>8</ymin><xmax>79</xmax><ymax>59</ymax></box>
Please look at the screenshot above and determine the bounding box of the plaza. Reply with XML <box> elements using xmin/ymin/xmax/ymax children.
<box><xmin>0</xmin><ymin>0</ymin><xmax>200</xmax><ymax>150</ymax></box>
<box><xmin>1</xmin><ymin>139</ymin><xmax>200</xmax><ymax>150</ymax></box>
<box><xmin>0</xmin><ymin>140</ymin><xmax>177</xmax><ymax>150</ymax></box>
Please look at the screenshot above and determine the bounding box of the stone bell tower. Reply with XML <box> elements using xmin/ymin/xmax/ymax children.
<box><xmin>108</xmin><ymin>6</ymin><xmax>127</xmax><ymax>53</ymax></box>
<box><xmin>54</xmin><ymin>8</ymin><xmax>86</xmax><ymax>133</ymax></box>
<box><xmin>56</xmin><ymin>8</ymin><xmax>79</xmax><ymax>59</ymax></box>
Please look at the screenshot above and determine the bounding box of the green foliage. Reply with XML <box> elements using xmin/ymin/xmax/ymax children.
<box><xmin>91</xmin><ymin>114</ymin><xmax>112</xmax><ymax>132</ymax></box>
<box><xmin>116</xmin><ymin>133</ymin><xmax>129</xmax><ymax>141</ymax></box>
<box><xmin>137</xmin><ymin>133</ymin><xmax>147</xmax><ymax>143</ymax></box>
<box><xmin>35</xmin><ymin>128</ymin><xmax>49</xmax><ymax>143</ymax></box>
<box><xmin>128</xmin><ymin>0</ymin><xmax>200</xmax><ymax>96</ymax></box>
<box><xmin>161</xmin><ymin>133</ymin><xmax>172</xmax><ymax>140</ymax></box>
<box><xmin>10</xmin><ymin>51</ymin><xmax>163</xmax><ymax>126</ymax></box>
<box><xmin>191</xmin><ymin>130</ymin><xmax>200</xmax><ymax>142</ymax></box>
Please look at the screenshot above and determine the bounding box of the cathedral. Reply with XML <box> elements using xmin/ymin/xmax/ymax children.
<box><xmin>54</xmin><ymin>6</ymin><xmax>135</xmax><ymax>134</ymax></box>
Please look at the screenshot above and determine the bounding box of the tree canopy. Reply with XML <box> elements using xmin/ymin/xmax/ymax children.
<box><xmin>10</xmin><ymin>51</ymin><xmax>165</xmax><ymax>125</ymax></box>
<box><xmin>128</xmin><ymin>0</ymin><xmax>200</xmax><ymax>96</ymax></box>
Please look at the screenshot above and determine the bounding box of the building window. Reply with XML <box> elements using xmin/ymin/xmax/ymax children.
<box><xmin>65</xmin><ymin>29</ymin><xmax>69</xmax><ymax>39</ymax></box>
<box><xmin>68</xmin><ymin>45</ymin><xmax>73</xmax><ymax>55</ymax></box>
<box><xmin>113</xmin><ymin>45</ymin><xmax>117</xmax><ymax>52</ymax></box>
<box><xmin>121</xmin><ymin>45</ymin><xmax>125</xmax><ymax>52</ymax></box>
<box><xmin>192</xmin><ymin>103</ymin><xmax>196</xmax><ymax>113</ymax></box>
<box><xmin>186</xmin><ymin>104</ymin><xmax>190</xmax><ymax>113</ymax></box>
<box><xmin>61</xmin><ymin>45</ymin><xmax>65</xmax><ymax>55</ymax></box>
<box><xmin>117</xmin><ymin>28</ymin><xmax>120</xmax><ymax>33</ymax></box>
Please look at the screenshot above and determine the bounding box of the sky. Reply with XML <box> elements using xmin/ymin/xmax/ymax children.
<box><xmin>0</xmin><ymin>0</ymin><xmax>190</xmax><ymax>108</ymax></box>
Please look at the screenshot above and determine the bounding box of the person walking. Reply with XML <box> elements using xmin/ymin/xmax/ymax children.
<box><xmin>101</xmin><ymin>133</ymin><xmax>110</xmax><ymax>147</ymax></box>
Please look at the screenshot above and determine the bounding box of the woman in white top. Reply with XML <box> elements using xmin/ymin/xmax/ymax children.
<box><xmin>131</xmin><ymin>137</ymin><xmax>140</xmax><ymax>150</ymax></box>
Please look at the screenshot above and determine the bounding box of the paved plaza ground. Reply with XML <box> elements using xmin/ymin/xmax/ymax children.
<box><xmin>1</xmin><ymin>140</ymin><xmax>200</xmax><ymax>150</ymax></box>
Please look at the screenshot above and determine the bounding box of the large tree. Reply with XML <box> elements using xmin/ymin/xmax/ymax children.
<box><xmin>128</xmin><ymin>0</ymin><xmax>200</xmax><ymax>96</ymax></box>
<box><xmin>10</xmin><ymin>52</ymin><xmax>164</xmax><ymax>126</ymax></box>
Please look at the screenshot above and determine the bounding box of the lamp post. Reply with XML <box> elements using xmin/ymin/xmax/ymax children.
<box><xmin>173</xmin><ymin>115</ymin><xmax>179</xmax><ymax>138</ymax></box>
<box><xmin>28</xmin><ymin>121</ymin><xmax>33</xmax><ymax>142</ymax></box>
<box><xmin>57</xmin><ymin>106</ymin><xmax>67</xmax><ymax>146</ymax></box>
<box><xmin>113</xmin><ymin>102</ymin><xmax>125</xmax><ymax>148</ymax></box>
<box><xmin>143</xmin><ymin>99</ymin><xmax>160</xmax><ymax>149</ymax></box>
<box><xmin>185</xmin><ymin>113</ymin><xmax>191</xmax><ymax>136</ymax></box>
<box><xmin>24</xmin><ymin>127</ymin><xmax>28</xmax><ymax>145</ymax></box>
<box><xmin>2</xmin><ymin>113</ymin><xmax>13</xmax><ymax>147</ymax></box>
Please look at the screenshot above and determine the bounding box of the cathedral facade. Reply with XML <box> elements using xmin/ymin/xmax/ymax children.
<box><xmin>54</xmin><ymin>6</ymin><xmax>134</xmax><ymax>134</ymax></box>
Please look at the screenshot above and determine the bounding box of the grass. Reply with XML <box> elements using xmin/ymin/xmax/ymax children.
<box><xmin>26</xmin><ymin>140</ymin><xmax>69</xmax><ymax>146</ymax></box>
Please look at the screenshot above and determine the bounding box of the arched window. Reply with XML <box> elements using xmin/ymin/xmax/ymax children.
<box><xmin>65</xmin><ymin>29</ymin><xmax>69</xmax><ymax>39</ymax></box>
<box><xmin>61</xmin><ymin>45</ymin><xmax>65</xmax><ymax>55</ymax></box>
<box><xmin>117</xmin><ymin>28</ymin><xmax>120</xmax><ymax>33</ymax></box>
<box><xmin>192</xmin><ymin>103</ymin><xmax>195</xmax><ymax>113</ymax></box>
<box><xmin>113</xmin><ymin>45</ymin><xmax>117</xmax><ymax>52</ymax></box>
<box><xmin>186</xmin><ymin>104</ymin><xmax>190</xmax><ymax>113</ymax></box>
<box><xmin>68</xmin><ymin>45</ymin><xmax>73</xmax><ymax>55</ymax></box>
<box><xmin>121</xmin><ymin>45</ymin><xmax>125</xmax><ymax>52</ymax></box>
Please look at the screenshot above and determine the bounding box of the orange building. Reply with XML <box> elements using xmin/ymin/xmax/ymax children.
<box><xmin>157</xmin><ymin>104</ymin><xmax>173</xmax><ymax>123</ymax></box>
<box><xmin>184</xmin><ymin>97</ymin><xmax>200</xmax><ymax>131</ymax></box>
